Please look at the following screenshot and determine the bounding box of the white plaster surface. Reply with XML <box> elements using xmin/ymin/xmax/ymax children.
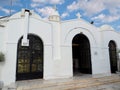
<box><xmin>0</xmin><ymin>9</ymin><xmax>120</xmax><ymax>86</ymax></box>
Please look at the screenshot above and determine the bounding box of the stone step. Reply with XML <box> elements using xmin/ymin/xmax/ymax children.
<box><xmin>6</xmin><ymin>74</ymin><xmax>120</xmax><ymax>90</ymax></box>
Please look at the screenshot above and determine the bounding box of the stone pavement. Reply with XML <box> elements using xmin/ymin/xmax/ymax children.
<box><xmin>77</xmin><ymin>82</ymin><xmax>120</xmax><ymax>90</ymax></box>
<box><xmin>3</xmin><ymin>74</ymin><xmax>120</xmax><ymax>90</ymax></box>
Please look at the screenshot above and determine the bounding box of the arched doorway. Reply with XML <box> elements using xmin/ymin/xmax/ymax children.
<box><xmin>109</xmin><ymin>41</ymin><xmax>118</xmax><ymax>73</ymax></box>
<box><xmin>72</xmin><ymin>34</ymin><xmax>92</xmax><ymax>75</ymax></box>
<box><xmin>16</xmin><ymin>34</ymin><xmax>43</xmax><ymax>80</ymax></box>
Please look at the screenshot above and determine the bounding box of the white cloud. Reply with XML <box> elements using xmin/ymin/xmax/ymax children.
<box><xmin>0</xmin><ymin>7</ymin><xmax>10</xmax><ymax>14</ymax></box>
<box><xmin>32</xmin><ymin>0</ymin><xmax>45</xmax><ymax>3</ymax></box>
<box><xmin>67</xmin><ymin>0</ymin><xmax>120</xmax><ymax>16</ymax></box>
<box><xmin>92</xmin><ymin>14</ymin><xmax>105</xmax><ymax>20</ymax></box>
<box><xmin>31</xmin><ymin>0</ymin><xmax>64</xmax><ymax>6</ymax></box>
<box><xmin>61</xmin><ymin>12</ymin><xmax>69</xmax><ymax>18</ymax></box>
<box><xmin>67</xmin><ymin>0</ymin><xmax>105</xmax><ymax>16</ymax></box>
<box><xmin>117</xmin><ymin>25</ymin><xmax>120</xmax><ymax>31</ymax></box>
<box><xmin>0</xmin><ymin>7</ymin><xmax>15</xmax><ymax>14</ymax></box>
<box><xmin>35</xmin><ymin>6</ymin><xmax>55</xmax><ymax>18</ymax></box>
<box><xmin>31</xmin><ymin>0</ymin><xmax>65</xmax><ymax>9</ymax></box>
<box><xmin>67</xmin><ymin>1</ymin><xmax>79</xmax><ymax>12</ymax></box>
<box><xmin>92</xmin><ymin>14</ymin><xmax>120</xmax><ymax>23</ymax></box>
<box><xmin>50</xmin><ymin>0</ymin><xmax>64</xmax><ymax>4</ymax></box>
<box><xmin>117</xmin><ymin>25</ymin><xmax>120</xmax><ymax>29</ymax></box>
<box><xmin>31</xmin><ymin>3</ymin><xmax>40</xmax><ymax>8</ymax></box>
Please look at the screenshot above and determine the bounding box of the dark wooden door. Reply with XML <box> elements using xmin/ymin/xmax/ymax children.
<box><xmin>109</xmin><ymin>41</ymin><xmax>117</xmax><ymax>73</ymax></box>
<box><xmin>72</xmin><ymin>34</ymin><xmax>92</xmax><ymax>74</ymax></box>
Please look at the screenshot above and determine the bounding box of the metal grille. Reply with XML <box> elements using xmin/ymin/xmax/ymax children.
<box><xmin>109</xmin><ymin>41</ymin><xmax>117</xmax><ymax>73</ymax></box>
<box><xmin>16</xmin><ymin>35</ymin><xmax>43</xmax><ymax>80</ymax></box>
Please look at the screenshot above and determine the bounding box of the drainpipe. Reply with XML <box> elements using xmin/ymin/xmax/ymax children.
<box><xmin>21</xmin><ymin>9</ymin><xmax>30</xmax><ymax>46</ymax></box>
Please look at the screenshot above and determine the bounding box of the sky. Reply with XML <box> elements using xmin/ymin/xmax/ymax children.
<box><xmin>0</xmin><ymin>0</ymin><xmax>120</xmax><ymax>31</ymax></box>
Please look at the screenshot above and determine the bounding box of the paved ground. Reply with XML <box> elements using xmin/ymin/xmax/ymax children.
<box><xmin>2</xmin><ymin>74</ymin><xmax>120</xmax><ymax>90</ymax></box>
<box><xmin>77</xmin><ymin>82</ymin><xmax>120</xmax><ymax>90</ymax></box>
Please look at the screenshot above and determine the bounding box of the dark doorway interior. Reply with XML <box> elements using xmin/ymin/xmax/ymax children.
<box><xmin>109</xmin><ymin>41</ymin><xmax>118</xmax><ymax>73</ymax></box>
<box><xmin>16</xmin><ymin>34</ymin><xmax>43</xmax><ymax>81</ymax></box>
<box><xmin>72</xmin><ymin>34</ymin><xmax>92</xmax><ymax>75</ymax></box>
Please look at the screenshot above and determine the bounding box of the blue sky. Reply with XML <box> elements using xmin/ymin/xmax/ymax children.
<box><xmin>0</xmin><ymin>0</ymin><xmax>120</xmax><ymax>31</ymax></box>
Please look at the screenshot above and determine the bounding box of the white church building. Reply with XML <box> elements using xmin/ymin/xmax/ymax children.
<box><xmin>0</xmin><ymin>9</ymin><xmax>120</xmax><ymax>85</ymax></box>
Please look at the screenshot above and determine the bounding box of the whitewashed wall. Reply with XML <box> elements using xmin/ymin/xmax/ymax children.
<box><xmin>0</xmin><ymin>27</ymin><xmax>5</xmax><ymax>81</ymax></box>
<box><xmin>100</xmin><ymin>29</ymin><xmax>120</xmax><ymax>74</ymax></box>
<box><xmin>60</xmin><ymin>19</ymin><xmax>114</xmax><ymax>76</ymax></box>
<box><xmin>0</xmin><ymin>12</ymin><xmax>54</xmax><ymax>85</ymax></box>
<box><xmin>0</xmin><ymin>10</ymin><xmax>120</xmax><ymax>86</ymax></box>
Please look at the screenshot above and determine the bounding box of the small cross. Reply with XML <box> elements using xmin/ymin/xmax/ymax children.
<box><xmin>76</xmin><ymin>13</ymin><xmax>81</xmax><ymax>19</ymax></box>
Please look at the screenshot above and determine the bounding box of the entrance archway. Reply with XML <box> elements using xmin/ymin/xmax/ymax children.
<box><xmin>109</xmin><ymin>40</ymin><xmax>118</xmax><ymax>73</ymax></box>
<box><xmin>16</xmin><ymin>34</ymin><xmax>43</xmax><ymax>80</ymax></box>
<box><xmin>72</xmin><ymin>34</ymin><xmax>92</xmax><ymax>75</ymax></box>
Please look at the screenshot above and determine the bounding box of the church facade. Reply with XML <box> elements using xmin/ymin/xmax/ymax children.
<box><xmin>0</xmin><ymin>9</ymin><xmax>120</xmax><ymax>85</ymax></box>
